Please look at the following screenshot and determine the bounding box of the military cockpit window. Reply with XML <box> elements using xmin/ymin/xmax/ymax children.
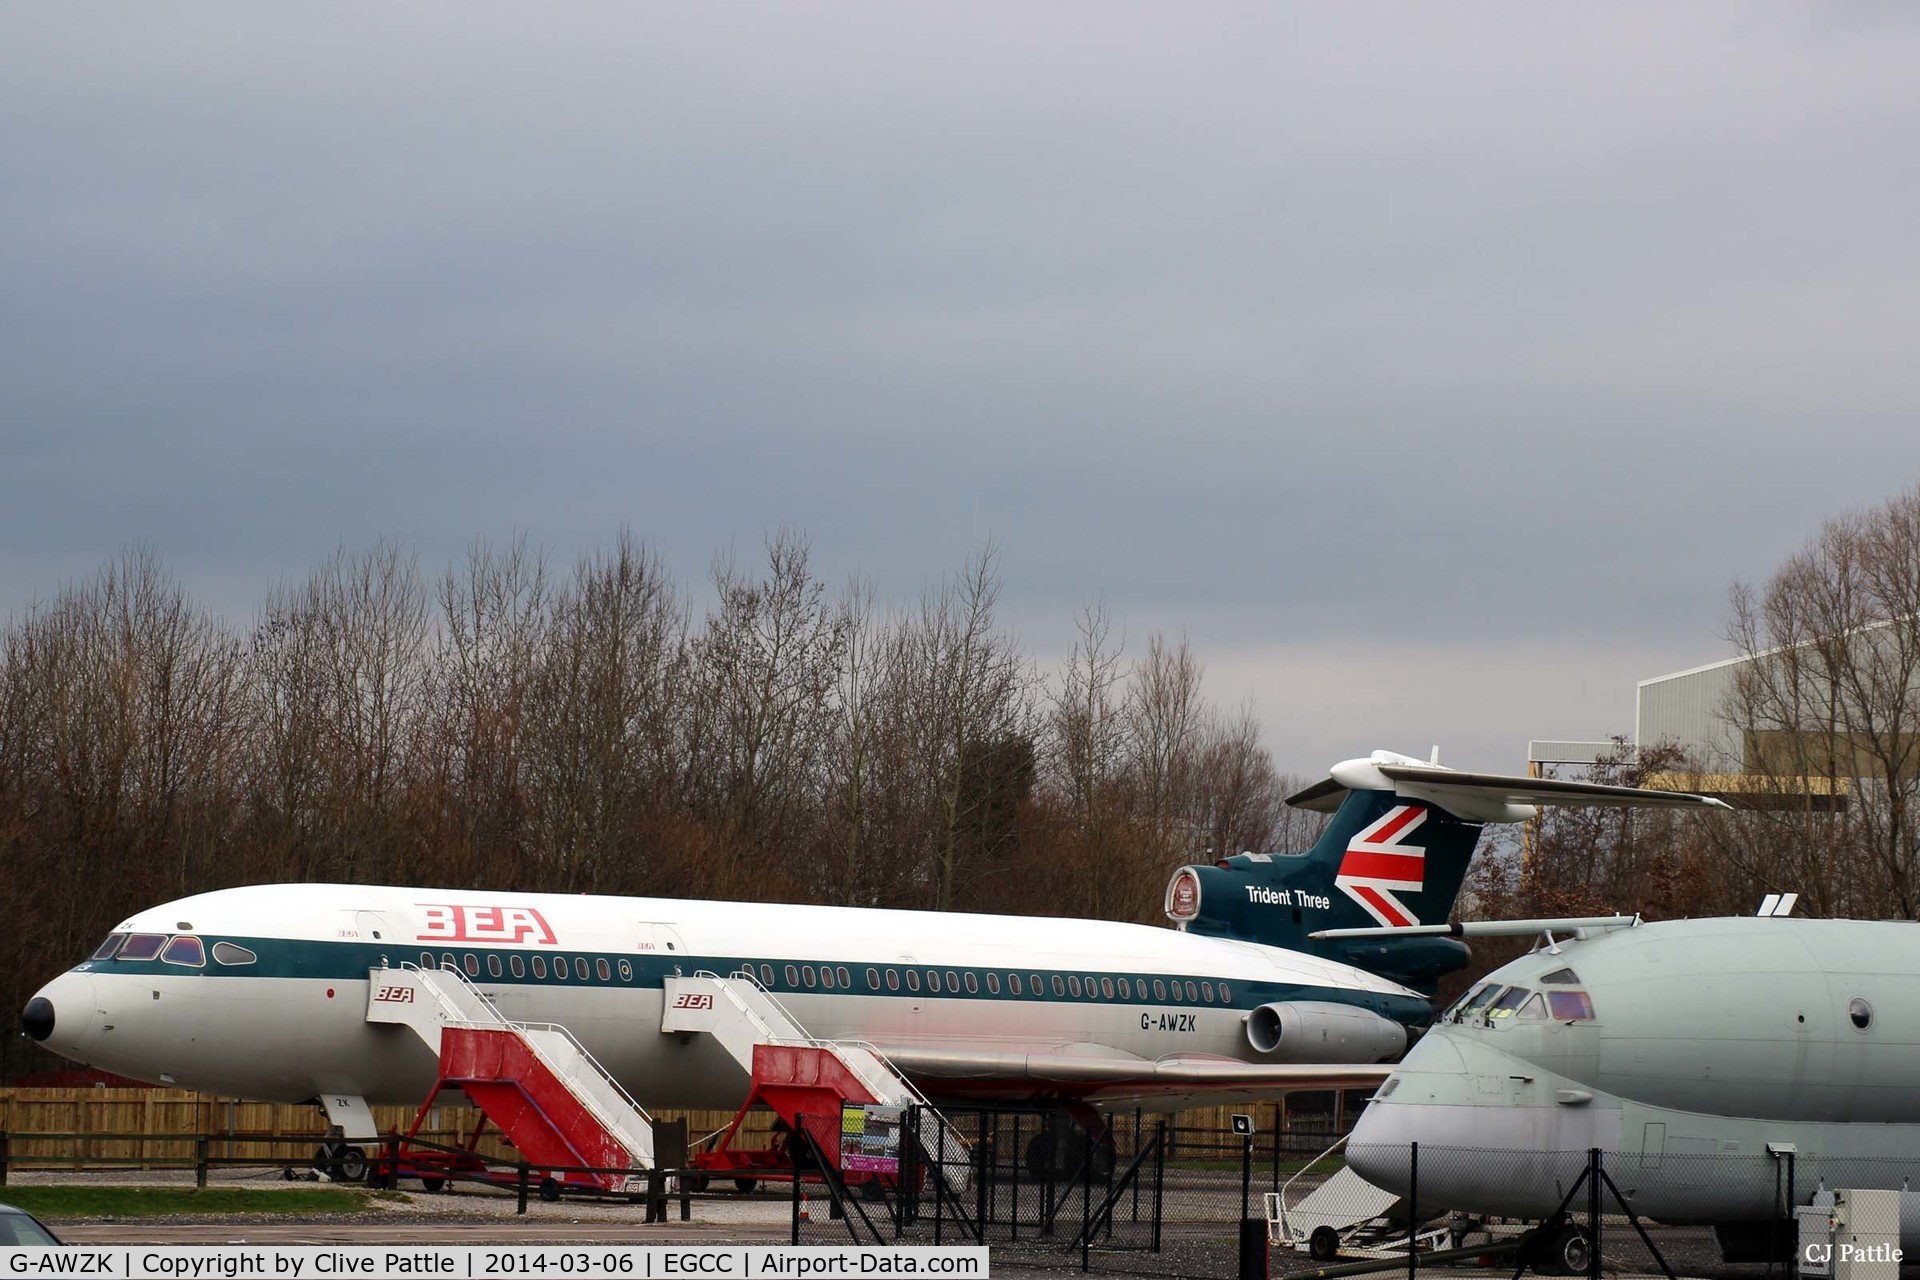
<box><xmin>212</xmin><ymin>942</ymin><xmax>258</xmax><ymax>966</ymax></box>
<box><xmin>118</xmin><ymin>934</ymin><xmax>168</xmax><ymax>962</ymax></box>
<box><xmin>1487</xmin><ymin>986</ymin><xmax>1533</xmax><ymax>1018</ymax></box>
<box><xmin>92</xmin><ymin>934</ymin><xmax>128</xmax><ymax>961</ymax></box>
<box><xmin>1850</xmin><ymin>997</ymin><xmax>1873</xmax><ymax>1030</ymax></box>
<box><xmin>1462</xmin><ymin>985</ymin><xmax>1503</xmax><ymax>1016</ymax></box>
<box><xmin>1538</xmin><ymin>967</ymin><xmax>1580</xmax><ymax>985</ymax></box>
<box><xmin>1515</xmin><ymin>993</ymin><xmax>1548</xmax><ymax>1020</ymax></box>
<box><xmin>161</xmin><ymin>935</ymin><xmax>206</xmax><ymax>967</ymax></box>
<box><xmin>1548</xmin><ymin>991</ymin><xmax>1596</xmax><ymax>1021</ymax></box>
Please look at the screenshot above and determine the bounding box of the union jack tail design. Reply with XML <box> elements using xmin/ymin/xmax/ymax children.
<box><xmin>1334</xmin><ymin>804</ymin><xmax>1429</xmax><ymax>928</ymax></box>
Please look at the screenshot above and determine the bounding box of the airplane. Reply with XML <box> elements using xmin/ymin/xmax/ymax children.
<box><xmin>1343</xmin><ymin>906</ymin><xmax>1920</xmax><ymax>1269</ymax></box>
<box><xmin>19</xmin><ymin>750</ymin><xmax>1718</xmax><ymax>1179</ymax></box>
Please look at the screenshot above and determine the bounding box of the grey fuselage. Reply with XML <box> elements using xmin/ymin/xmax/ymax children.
<box><xmin>1349</xmin><ymin>917</ymin><xmax>1920</xmax><ymax>1244</ymax></box>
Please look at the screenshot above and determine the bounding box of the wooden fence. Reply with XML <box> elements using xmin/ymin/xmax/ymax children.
<box><xmin>0</xmin><ymin>1088</ymin><xmax>1362</xmax><ymax>1170</ymax></box>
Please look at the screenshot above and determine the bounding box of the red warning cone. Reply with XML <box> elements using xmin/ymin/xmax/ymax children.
<box><xmin>798</xmin><ymin>1192</ymin><xmax>811</xmax><ymax>1223</ymax></box>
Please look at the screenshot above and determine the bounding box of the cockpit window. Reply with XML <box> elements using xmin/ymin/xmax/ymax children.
<box><xmin>1548</xmin><ymin>990</ymin><xmax>1596</xmax><ymax>1021</ymax></box>
<box><xmin>117</xmin><ymin>934</ymin><xmax>168</xmax><ymax>962</ymax></box>
<box><xmin>1487</xmin><ymin>986</ymin><xmax>1533</xmax><ymax>1018</ymax></box>
<box><xmin>1449</xmin><ymin>984</ymin><xmax>1506</xmax><ymax>1023</ymax></box>
<box><xmin>1516</xmin><ymin>993</ymin><xmax>1548</xmax><ymax>1019</ymax></box>
<box><xmin>161</xmin><ymin>935</ymin><xmax>206</xmax><ymax>967</ymax></box>
<box><xmin>1538</xmin><ymin>967</ymin><xmax>1580</xmax><ymax>984</ymax></box>
<box><xmin>212</xmin><ymin>942</ymin><xmax>258</xmax><ymax>966</ymax></box>
<box><xmin>92</xmin><ymin>934</ymin><xmax>127</xmax><ymax>961</ymax></box>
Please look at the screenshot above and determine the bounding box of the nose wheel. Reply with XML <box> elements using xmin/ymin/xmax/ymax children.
<box><xmin>311</xmin><ymin>1143</ymin><xmax>369</xmax><ymax>1183</ymax></box>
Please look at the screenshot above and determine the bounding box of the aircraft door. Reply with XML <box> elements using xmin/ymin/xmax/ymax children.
<box><xmin>351</xmin><ymin>911</ymin><xmax>399</xmax><ymax>969</ymax></box>
<box><xmin>637</xmin><ymin>922</ymin><xmax>689</xmax><ymax>972</ymax></box>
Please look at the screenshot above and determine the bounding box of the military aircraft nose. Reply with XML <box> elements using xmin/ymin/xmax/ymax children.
<box><xmin>22</xmin><ymin>996</ymin><xmax>55</xmax><ymax>1042</ymax></box>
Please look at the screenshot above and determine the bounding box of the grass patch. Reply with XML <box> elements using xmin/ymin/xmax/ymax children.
<box><xmin>1</xmin><ymin>1186</ymin><xmax>389</xmax><ymax>1219</ymax></box>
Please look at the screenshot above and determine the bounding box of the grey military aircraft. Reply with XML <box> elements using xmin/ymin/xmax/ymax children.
<box><xmin>1340</xmin><ymin>908</ymin><xmax>1920</xmax><ymax>1267</ymax></box>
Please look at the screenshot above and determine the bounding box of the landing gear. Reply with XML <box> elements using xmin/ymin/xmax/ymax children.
<box><xmin>1528</xmin><ymin>1222</ymin><xmax>1592</xmax><ymax>1276</ymax></box>
<box><xmin>732</xmin><ymin>1178</ymin><xmax>758</xmax><ymax>1194</ymax></box>
<box><xmin>1022</xmin><ymin>1117</ymin><xmax>1116</xmax><ymax>1180</ymax></box>
<box><xmin>311</xmin><ymin>1143</ymin><xmax>368</xmax><ymax>1183</ymax></box>
<box><xmin>539</xmin><ymin>1176</ymin><xmax>562</xmax><ymax>1202</ymax></box>
<box><xmin>1308</xmin><ymin>1226</ymin><xmax>1342</xmax><ymax>1262</ymax></box>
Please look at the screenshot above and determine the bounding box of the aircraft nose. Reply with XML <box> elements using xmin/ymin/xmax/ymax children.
<box><xmin>24</xmin><ymin>972</ymin><xmax>99</xmax><ymax>1061</ymax></box>
<box><xmin>22</xmin><ymin>996</ymin><xmax>55</xmax><ymax>1042</ymax></box>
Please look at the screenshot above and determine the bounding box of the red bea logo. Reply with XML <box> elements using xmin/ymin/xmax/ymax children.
<box><xmin>416</xmin><ymin>904</ymin><xmax>558</xmax><ymax>946</ymax></box>
<box><xmin>671</xmin><ymin>993</ymin><xmax>715</xmax><ymax>1010</ymax></box>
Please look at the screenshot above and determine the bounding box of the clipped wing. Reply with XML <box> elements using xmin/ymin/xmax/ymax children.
<box><xmin>876</xmin><ymin>1042</ymin><xmax>1390</xmax><ymax>1111</ymax></box>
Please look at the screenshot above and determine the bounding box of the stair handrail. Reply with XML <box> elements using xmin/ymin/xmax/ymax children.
<box><xmin>396</xmin><ymin>960</ymin><xmax>509</xmax><ymax>1027</ymax></box>
<box><xmin>696</xmin><ymin>969</ymin><xmax>970</xmax><ymax>1155</ymax></box>
<box><xmin>406</xmin><ymin>962</ymin><xmax>654</xmax><ymax>1135</ymax></box>
<box><xmin>1281</xmin><ymin>1132</ymin><xmax>1352</xmax><ymax>1225</ymax></box>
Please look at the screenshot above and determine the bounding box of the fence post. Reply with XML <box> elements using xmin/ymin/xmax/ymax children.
<box><xmin>195</xmin><ymin>1135</ymin><xmax>209</xmax><ymax>1190</ymax></box>
<box><xmin>1787</xmin><ymin>1152</ymin><xmax>1798</xmax><ymax>1280</ymax></box>
<box><xmin>0</xmin><ymin>1131</ymin><xmax>9</xmax><ymax>1187</ymax></box>
<box><xmin>791</xmin><ymin>1115</ymin><xmax>802</xmax><ymax>1246</ymax></box>
<box><xmin>1408</xmin><ymin>1142</ymin><xmax>1418</xmax><ymax>1280</ymax></box>
<box><xmin>1151</xmin><ymin>1119</ymin><xmax>1165</xmax><ymax>1255</ymax></box>
<box><xmin>977</xmin><ymin>1113</ymin><xmax>989</xmax><ymax>1240</ymax></box>
<box><xmin>1081</xmin><ymin>1126</ymin><xmax>1092</xmax><ymax>1274</ymax></box>
<box><xmin>1010</xmin><ymin>1114</ymin><xmax>1020</xmax><ymax>1243</ymax></box>
<box><xmin>1588</xmin><ymin>1149</ymin><xmax>1602</xmax><ymax>1280</ymax></box>
<box><xmin>517</xmin><ymin>1161</ymin><xmax>529</xmax><ymax>1215</ymax></box>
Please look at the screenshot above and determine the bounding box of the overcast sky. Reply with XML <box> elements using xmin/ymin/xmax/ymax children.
<box><xmin>4</xmin><ymin>4</ymin><xmax>1918</xmax><ymax>775</ymax></box>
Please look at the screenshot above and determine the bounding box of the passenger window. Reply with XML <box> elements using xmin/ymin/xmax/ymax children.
<box><xmin>927</xmin><ymin>971</ymin><xmax>942</xmax><ymax>993</ymax></box>
<box><xmin>1009</xmin><ymin>974</ymin><xmax>1022</xmax><ymax>995</ymax></box>
<box><xmin>118</xmin><ymin>934</ymin><xmax>167</xmax><ymax>962</ymax></box>
<box><xmin>1219</xmin><ymin>983</ymin><xmax>1232</xmax><ymax>1003</ymax></box>
<box><xmin>92</xmin><ymin>934</ymin><xmax>128</xmax><ymax>961</ymax></box>
<box><xmin>1068</xmin><ymin>977</ymin><xmax>1083</xmax><ymax>997</ymax></box>
<box><xmin>440</xmin><ymin>952</ymin><xmax>457</xmax><ymax>972</ymax></box>
<box><xmin>1184</xmin><ymin>981</ymin><xmax>1199</xmax><ymax>1002</ymax></box>
<box><xmin>838</xmin><ymin>966</ymin><xmax>851</xmax><ymax>988</ymax></box>
<box><xmin>803</xmin><ymin>966</ymin><xmax>817</xmax><ymax>988</ymax></box>
<box><xmin>533</xmin><ymin>956</ymin><xmax>548</xmax><ymax>978</ymax></box>
<box><xmin>867</xmin><ymin>968</ymin><xmax>881</xmax><ymax>989</ymax></box>
<box><xmin>574</xmin><ymin>957</ymin><xmax>589</xmax><ymax>981</ymax></box>
<box><xmin>486</xmin><ymin>955</ymin><xmax>502</xmax><ymax>978</ymax></box>
<box><xmin>906</xmin><ymin>969</ymin><xmax>920</xmax><ymax>992</ymax></box>
<box><xmin>946</xmin><ymin>970</ymin><xmax>960</xmax><ymax>992</ymax></box>
<box><xmin>964</xmin><ymin>972</ymin><xmax>979</xmax><ymax>994</ymax></box>
<box><xmin>821</xmin><ymin>967</ymin><xmax>837</xmax><ymax>990</ymax></box>
<box><xmin>986</xmin><ymin>972</ymin><xmax>1000</xmax><ymax>994</ymax></box>
<box><xmin>1137</xmin><ymin>979</ymin><xmax>1151</xmax><ymax>1000</ymax></box>
<box><xmin>785</xmin><ymin>964</ymin><xmax>799</xmax><ymax>986</ymax></box>
<box><xmin>212</xmin><ymin>942</ymin><xmax>258</xmax><ymax>966</ymax></box>
<box><xmin>761</xmin><ymin>964</ymin><xmax>775</xmax><ymax>986</ymax></box>
<box><xmin>1029</xmin><ymin>973</ymin><xmax>1041</xmax><ymax>994</ymax></box>
<box><xmin>1100</xmin><ymin>978</ymin><xmax>1115</xmax><ymax>1000</ymax></box>
<box><xmin>1154</xmin><ymin>980</ymin><xmax>1167</xmax><ymax>1001</ymax></box>
<box><xmin>1516</xmin><ymin>993</ymin><xmax>1548</xmax><ymax>1020</ymax></box>
<box><xmin>619</xmin><ymin>960</ymin><xmax>632</xmax><ymax>981</ymax></box>
<box><xmin>1487</xmin><ymin>987</ymin><xmax>1533</xmax><ymax>1018</ymax></box>
<box><xmin>886</xmin><ymin>969</ymin><xmax>900</xmax><ymax>991</ymax></box>
<box><xmin>1201</xmin><ymin>982</ymin><xmax>1214</xmax><ymax>1003</ymax></box>
<box><xmin>1547</xmin><ymin>991</ymin><xmax>1596</xmax><ymax>1021</ymax></box>
<box><xmin>596</xmin><ymin>958</ymin><xmax>611</xmax><ymax>982</ymax></box>
<box><xmin>1052</xmin><ymin>975</ymin><xmax>1065</xmax><ymax>996</ymax></box>
<box><xmin>161</xmin><ymin>936</ymin><xmax>206</xmax><ymax>967</ymax></box>
<box><xmin>554</xmin><ymin>957</ymin><xmax>569</xmax><ymax>980</ymax></box>
<box><xmin>510</xmin><ymin>955</ymin><xmax>525</xmax><ymax>978</ymax></box>
<box><xmin>464</xmin><ymin>954</ymin><xmax>479</xmax><ymax>976</ymax></box>
<box><xmin>420</xmin><ymin>951</ymin><xmax>433</xmax><ymax>968</ymax></box>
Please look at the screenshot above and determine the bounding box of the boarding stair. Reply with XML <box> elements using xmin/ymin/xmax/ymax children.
<box><xmin>366</xmin><ymin>963</ymin><xmax>655</xmax><ymax>1194</ymax></box>
<box><xmin>661</xmin><ymin>972</ymin><xmax>972</xmax><ymax>1199</ymax></box>
<box><xmin>1268</xmin><ymin>1135</ymin><xmax>1451</xmax><ymax>1260</ymax></box>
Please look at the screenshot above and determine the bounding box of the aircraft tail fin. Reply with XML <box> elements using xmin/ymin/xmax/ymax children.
<box><xmin>1164</xmin><ymin>750</ymin><xmax>1724</xmax><ymax>992</ymax></box>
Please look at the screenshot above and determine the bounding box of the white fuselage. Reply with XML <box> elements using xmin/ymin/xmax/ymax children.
<box><xmin>29</xmin><ymin>882</ymin><xmax>1425</xmax><ymax>1112</ymax></box>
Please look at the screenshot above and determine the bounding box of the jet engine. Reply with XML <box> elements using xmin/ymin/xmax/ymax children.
<box><xmin>1245</xmin><ymin>1000</ymin><xmax>1407</xmax><ymax>1063</ymax></box>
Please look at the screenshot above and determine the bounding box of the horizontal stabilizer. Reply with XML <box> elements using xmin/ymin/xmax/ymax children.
<box><xmin>1310</xmin><ymin>914</ymin><xmax>1639</xmax><ymax>941</ymax></box>
<box><xmin>1287</xmin><ymin>751</ymin><xmax>1734</xmax><ymax>823</ymax></box>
